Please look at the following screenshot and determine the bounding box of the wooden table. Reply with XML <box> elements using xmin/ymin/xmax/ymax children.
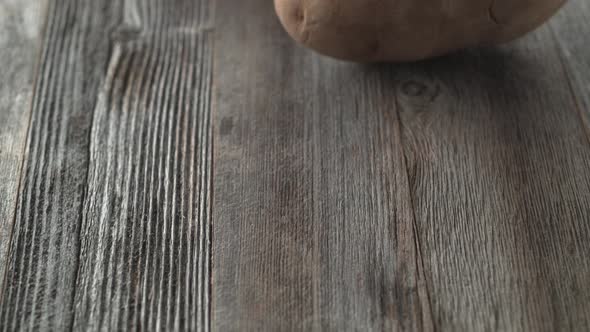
<box><xmin>1</xmin><ymin>0</ymin><xmax>589</xmax><ymax>331</ymax></box>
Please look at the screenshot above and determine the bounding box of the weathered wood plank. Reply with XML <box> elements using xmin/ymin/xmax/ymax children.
<box><xmin>0</xmin><ymin>0</ymin><xmax>46</xmax><ymax>292</ymax></box>
<box><xmin>1</xmin><ymin>0</ymin><xmax>588</xmax><ymax>331</ymax></box>
<box><xmin>72</xmin><ymin>1</ymin><xmax>214</xmax><ymax>331</ymax></box>
<box><xmin>395</xmin><ymin>17</ymin><xmax>590</xmax><ymax>331</ymax></box>
<box><xmin>0</xmin><ymin>1</ymin><xmax>123</xmax><ymax>330</ymax></box>
<box><xmin>212</xmin><ymin>0</ymin><xmax>432</xmax><ymax>330</ymax></box>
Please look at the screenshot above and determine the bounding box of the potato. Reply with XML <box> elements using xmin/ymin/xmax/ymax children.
<box><xmin>274</xmin><ymin>0</ymin><xmax>566</xmax><ymax>62</ymax></box>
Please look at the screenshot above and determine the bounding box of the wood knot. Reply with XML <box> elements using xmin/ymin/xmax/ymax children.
<box><xmin>401</xmin><ymin>80</ymin><xmax>440</xmax><ymax>101</ymax></box>
<box><xmin>398</xmin><ymin>79</ymin><xmax>442</xmax><ymax>113</ymax></box>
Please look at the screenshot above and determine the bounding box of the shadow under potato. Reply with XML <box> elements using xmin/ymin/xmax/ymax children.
<box><xmin>361</xmin><ymin>44</ymin><xmax>549</xmax><ymax>103</ymax></box>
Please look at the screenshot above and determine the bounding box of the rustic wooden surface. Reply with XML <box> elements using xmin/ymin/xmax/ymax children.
<box><xmin>0</xmin><ymin>0</ymin><xmax>46</xmax><ymax>298</ymax></box>
<box><xmin>0</xmin><ymin>0</ymin><xmax>589</xmax><ymax>331</ymax></box>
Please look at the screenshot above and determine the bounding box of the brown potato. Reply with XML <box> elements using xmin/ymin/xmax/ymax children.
<box><xmin>274</xmin><ymin>0</ymin><xmax>566</xmax><ymax>62</ymax></box>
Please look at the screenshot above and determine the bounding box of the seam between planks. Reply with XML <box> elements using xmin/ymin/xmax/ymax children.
<box><xmin>206</xmin><ymin>2</ymin><xmax>218</xmax><ymax>326</ymax></box>
<box><xmin>207</xmin><ymin>36</ymin><xmax>216</xmax><ymax>332</ymax></box>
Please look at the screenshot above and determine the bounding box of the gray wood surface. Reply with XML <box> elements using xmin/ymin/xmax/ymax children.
<box><xmin>0</xmin><ymin>0</ymin><xmax>214</xmax><ymax>331</ymax></box>
<box><xmin>0</xmin><ymin>0</ymin><xmax>46</xmax><ymax>293</ymax></box>
<box><xmin>211</xmin><ymin>0</ymin><xmax>432</xmax><ymax>330</ymax></box>
<box><xmin>551</xmin><ymin>0</ymin><xmax>590</xmax><ymax>136</ymax></box>
<box><xmin>0</xmin><ymin>0</ymin><xmax>589</xmax><ymax>331</ymax></box>
<box><xmin>0</xmin><ymin>1</ymin><xmax>123</xmax><ymax>330</ymax></box>
<box><xmin>396</xmin><ymin>26</ymin><xmax>590</xmax><ymax>331</ymax></box>
<box><xmin>72</xmin><ymin>0</ymin><xmax>213</xmax><ymax>330</ymax></box>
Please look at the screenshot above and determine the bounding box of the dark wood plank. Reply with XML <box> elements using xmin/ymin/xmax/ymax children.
<box><xmin>0</xmin><ymin>0</ymin><xmax>46</xmax><ymax>294</ymax></box>
<box><xmin>0</xmin><ymin>1</ymin><xmax>123</xmax><ymax>330</ymax></box>
<box><xmin>395</xmin><ymin>17</ymin><xmax>590</xmax><ymax>331</ymax></box>
<box><xmin>212</xmin><ymin>0</ymin><xmax>433</xmax><ymax>330</ymax></box>
<box><xmin>550</xmin><ymin>0</ymin><xmax>590</xmax><ymax>139</ymax></box>
<box><xmin>72</xmin><ymin>0</ymin><xmax>214</xmax><ymax>331</ymax></box>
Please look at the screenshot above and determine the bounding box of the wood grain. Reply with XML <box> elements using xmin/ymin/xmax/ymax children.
<box><xmin>550</xmin><ymin>0</ymin><xmax>590</xmax><ymax>141</ymax></box>
<box><xmin>0</xmin><ymin>0</ymin><xmax>215</xmax><ymax>331</ymax></box>
<box><xmin>0</xmin><ymin>1</ymin><xmax>122</xmax><ymax>330</ymax></box>
<box><xmin>395</xmin><ymin>16</ymin><xmax>590</xmax><ymax>331</ymax></box>
<box><xmin>1</xmin><ymin>0</ymin><xmax>590</xmax><ymax>331</ymax></box>
<box><xmin>72</xmin><ymin>0</ymin><xmax>214</xmax><ymax>331</ymax></box>
<box><xmin>212</xmin><ymin>0</ymin><xmax>432</xmax><ymax>330</ymax></box>
<box><xmin>0</xmin><ymin>0</ymin><xmax>46</xmax><ymax>293</ymax></box>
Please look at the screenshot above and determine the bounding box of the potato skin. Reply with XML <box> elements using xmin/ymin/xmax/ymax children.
<box><xmin>274</xmin><ymin>0</ymin><xmax>566</xmax><ymax>62</ymax></box>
